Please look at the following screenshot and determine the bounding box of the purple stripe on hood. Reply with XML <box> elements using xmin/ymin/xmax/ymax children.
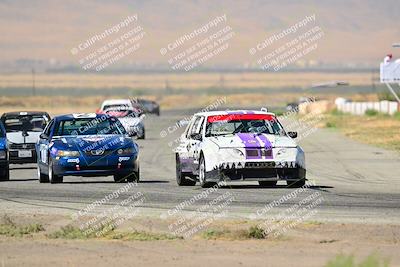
<box><xmin>256</xmin><ymin>134</ymin><xmax>273</xmax><ymax>159</ymax></box>
<box><xmin>237</xmin><ymin>133</ymin><xmax>262</xmax><ymax>159</ymax></box>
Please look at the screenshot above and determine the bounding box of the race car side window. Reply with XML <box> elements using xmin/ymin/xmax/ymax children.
<box><xmin>197</xmin><ymin>117</ymin><xmax>205</xmax><ymax>137</ymax></box>
<box><xmin>185</xmin><ymin>116</ymin><xmax>198</xmax><ymax>139</ymax></box>
<box><xmin>190</xmin><ymin>117</ymin><xmax>201</xmax><ymax>136</ymax></box>
<box><xmin>189</xmin><ymin>116</ymin><xmax>204</xmax><ymax>139</ymax></box>
<box><xmin>43</xmin><ymin>119</ymin><xmax>54</xmax><ymax>137</ymax></box>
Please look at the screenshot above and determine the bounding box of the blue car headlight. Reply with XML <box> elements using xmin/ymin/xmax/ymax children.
<box><xmin>117</xmin><ymin>147</ymin><xmax>135</xmax><ymax>155</ymax></box>
<box><xmin>0</xmin><ymin>150</ymin><xmax>6</xmax><ymax>159</ymax></box>
<box><xmin>57</xmin><ymin>150</ymin><xmax>80</xmax><ymax>157</ymax></box>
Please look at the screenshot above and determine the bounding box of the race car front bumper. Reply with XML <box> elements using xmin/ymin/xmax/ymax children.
<box><xmin>52</xmin><ymin>155</ymin><xmax>139</xmax><ymax>177</ymax></box>
<box><xmin>207</xmin><ymin>161</ymin><xmax>306</xmax><ymax>182</ymax></box>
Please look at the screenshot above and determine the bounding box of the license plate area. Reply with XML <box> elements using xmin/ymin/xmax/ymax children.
<box><xmin>18</xmin><ymin>150</ymin><xmax>32</xmax><ymax>158</ymax></box>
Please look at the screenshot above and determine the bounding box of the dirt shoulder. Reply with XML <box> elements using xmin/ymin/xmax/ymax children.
<box><xmin>0</xmin><ymin>213</ymin><xmax>398</xmax><ymax>267</ymax></box>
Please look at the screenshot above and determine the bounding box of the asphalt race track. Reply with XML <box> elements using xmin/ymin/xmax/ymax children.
<box><xmin>1</xmin><ymin>109</ymin><xmax>399</xmax><ymax>223</ymax></box>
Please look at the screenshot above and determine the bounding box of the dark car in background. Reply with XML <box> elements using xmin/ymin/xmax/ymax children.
<box><xmin>1</xmin><ymin>111</ymin><xmax>51</xmax><ymax>164</ymax></box>
<box><xmin>0</xmin><ymin>121</ymin><xmax>9</xmax><ymax>181</ymax></box>
<box><xmin>135</xmin><ymin>99</ymin><xmax>160</xmax><ymax>116</ymax></box>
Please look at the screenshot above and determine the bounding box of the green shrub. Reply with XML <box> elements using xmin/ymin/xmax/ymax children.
<box><xmin>48</xmin><ymin>224</ymin><xmax>181</xmax><ymax>241</ymax></box>
<box><xmin>325</xmin><ymin>253</ymin><xmax>389</xmax><ymax>267</ymax></box>
<box><xmin>365</xmin><ymin>109</ymin><xmax>379</xmax><ymax>116</ymax></box>
<box><xmin>201</xmin><ymin>226</ymin><xmax>268</xmax><ymax>240</ymax></box>
<box><xmin>377</xmin><ymin>91</ymin><xmax>397</xmax><ymax>101</ymax></box>
<box><xmin>247</xmin><ymin>225</ymin><xmax>267</xmax><ymax>239</ymax></box>
<box><xmin>330</xmin><ymin>108</ymin><xmax>345</xmax><ymax>116</ymax></box>
<box><xmin>326</xmin><ymin>122</ymin><xmax>337</xmax><ymax>128</ymax></box>
<box><xmin>0</xmin><ymin>215</ymin><xmax>44</xmax><ymax>237</ymax></box>
<box><xmin>394</xmin><ymin>111</ymin><xmax>400</xmax><ymax>120</ymax></box>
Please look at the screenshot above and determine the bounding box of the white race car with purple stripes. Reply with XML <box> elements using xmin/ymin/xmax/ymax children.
<box><xmin>175</xmin><ymin>109</ymin><xmax>306</xmax><ymax>188</ymax></box>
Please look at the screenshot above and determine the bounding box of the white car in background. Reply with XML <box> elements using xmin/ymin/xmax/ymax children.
<box><xmin>99</xmin><ymin>99</ymin><xmax>145</xmax><ymax>139</ymax></box>
<box><xmin>1</xmin><ymin>111</ymin><xmax>50</xmax><ymax>164</ymax></box>
<box><xmin>99</xmin><ymin>99</ymin><xmax>143</xmax><ymax>115</ymax></box>
<box><xmin>103</xmin><ymin>108</ymin><xmax>145</xmax><ymax>139</ymax></box>
<box><xmin>175</xmin><ymin>109</ymin><xmax>306</xmax><ymax>188</ymax></box>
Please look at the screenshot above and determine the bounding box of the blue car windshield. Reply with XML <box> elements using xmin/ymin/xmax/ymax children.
<box><xmin>54</xmin><ymin>118</ymin><xmax>126</xmax><ymax>136</ymax></box>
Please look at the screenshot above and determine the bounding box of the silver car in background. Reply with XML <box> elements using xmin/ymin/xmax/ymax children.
<box><xmin>103</xmin><ymin>108</ymin><xmax>145</xmax><ymax>139</ymax></box>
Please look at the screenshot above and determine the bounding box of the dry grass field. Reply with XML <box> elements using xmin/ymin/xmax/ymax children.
<box><xmin>0</xmin><ymin>72</ymin><xmax>374</xmax><ymax>91</ymax></box>
<box><xmin>0</xmin><ymin>71</ymin><xmax>380</xmax><ymax>115</ymax></box>
<box><xmin>0</xmin><ymin>92</ymin><xmax>380</xmax><ymax>117</ymax></box>
<box><xmin>322</xmin><ymin>111</ymin><xmax>400</xmax><ymax>152</ymax></box>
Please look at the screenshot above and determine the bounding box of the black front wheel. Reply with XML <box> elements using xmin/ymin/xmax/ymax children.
<box><xmin>258</xmin><ymin>180</ymin><xmax>277</xmax><ymax>187</ymax></box>
<box><xmin>0</xmin><ymin>165</ymin><xmax>9</xmax><ymax>181</ymax></box>
<box><xmin>48</xmin><ymin>158</ymin><xmax>63</xmax><ymax>184</ymax></box>
<box><xmin>198</xmin><ymin>155</ymin><xmax>216</xmax><ymax>188</ymax></box>
<box><xmin>287</xmin><ymin>179</ymin><xmax>306</xmax><ymax>188</ymax></box>
<box><xmin>37</xmin><ymin>165</ymin><xmax>49</xmax><ymax>183</ymax></box>
<box><xmin>126</xmin><ymin>170</ymin><xmax>140</xmax><ymax>183</ymax></box>
<box><xmin>176</xmin><ymin>155</ymin><xmax>196</xmax><ymax>186</ymax></box>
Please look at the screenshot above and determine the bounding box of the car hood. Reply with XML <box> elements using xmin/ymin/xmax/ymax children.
<box><xmin>118</xmin><ymin>117</ymin><xmax>142</xmax><ymax>126</ymax></box>
<box><xmin>208</xmin><ymin>133</ymin><xmax>297</xmax><ymax>149</ymax></box>
<box><xmin>7</xmin><ymin>131</ymin><xmax>41</xmax><ymax>144</ymax></box>
<box><xmin>51</xmin><ymin>135</ymin><xmax>136</xmax><ymax>151</ymax></box>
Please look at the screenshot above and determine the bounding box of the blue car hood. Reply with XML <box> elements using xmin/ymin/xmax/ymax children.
<box><xmin>51</xmin><ymin>135</ymin><xmax>136</xmax><ymax>152</ymax></box>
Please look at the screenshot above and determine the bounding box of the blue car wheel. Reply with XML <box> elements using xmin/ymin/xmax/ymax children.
<box><xmin>49</xmin><ymin>158</ymin><xmax>63</xmax><ymax>184</ymax></box>
<box><xmin>114</xmin><ymin>168</ymin><xmax>140</xmax><ymax>183</ymax></box>
<box><xmin>37</xmin><ymin>165</ymin><xmax>49</xmax><ymax>183</ymax></box>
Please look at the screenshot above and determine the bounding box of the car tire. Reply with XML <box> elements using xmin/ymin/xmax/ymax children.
<box><xmin>37</xmin><ymin>165</ymin><xmax>49</xmax><ymax>183</ymax></box>
<box><xmin>176</xmin><ymin>155</ymin><xmax>196</xmax><ymax>186</ymax></box>
<box><xmin>114</xmin><ymin>174</ymin><xmax>126</xmax><ymax>183</ymax></box>
<box><xmin>258</xmin><ymin>181</ymin><xmax>277</xmax><ymax>187</ymax></box>
<box><xmin>138</xmin><ymin>129</ymin><xmax>145</xmax><ymax>140</ymax></box>
<box><xmin>287</xmin><ymin>179</ymin><xmax>306</xmax><ymax>188</ymax></box>
<box><xmin>126</xmin><ymin>169</ymin><xmax>140</xmax><ymax>183</ymax></box>
<box><xmin>0</xmin><ymin>165</ymin><xmax>10</xmax><ymax>181</ymax></box>
<box><xmin>198</xmin><ymin>154</ymin><xmax>216</xmax><ymax>188</ymax></box>
<box><xmin>48</xmin><ymin>158</ymin><xmax>63</xmax><ymax>184</ymax></box>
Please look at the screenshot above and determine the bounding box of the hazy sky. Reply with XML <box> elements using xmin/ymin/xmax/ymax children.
<box><xmin>0</xmin><ymin>0</ymin><xmax>399</xmax><ymax>69</ymax></box>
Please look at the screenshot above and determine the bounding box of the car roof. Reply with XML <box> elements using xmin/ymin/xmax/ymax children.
<box><xmin>102</xmin><ymin>99</ymin><xmax>132</xmax><ymax>105</ymax></box>
<box><xmin>54</xmin><ymin>113</ymin><xmax>114</xmax><ymax>121</ymax></box>
<box><xmin>1</xmin><ymin>111</ymin><xmax>50</xmax><ymax>118</ymax></box>
<box><xmin>193</xmin><ymin>110</ymin><xmax>276</xmax><ymax>117</ymax></box>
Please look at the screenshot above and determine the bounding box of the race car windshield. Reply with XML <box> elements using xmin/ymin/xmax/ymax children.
<box><xmin>205</xmin><ymin>116</ymin><xmax>285</xmax><ymax>137</ymax></box>
<box><xmin>3</xmin><ymin>116</ymin><xmax>48</xmax><ymax>132</ymax></box>
<box><xmin>103</xmin><ymin>104</ymin><xmax>131</xmax><ymax>110</ymax></box>
<box><xmin>54</xmin><ymin>118</ymin><xmax>127</xmax><ymax>136</ymax></box>
<box><xmin>104</xmin><ymin>109</ymin><xmax>139</xmax><ymax>118</ymax></box>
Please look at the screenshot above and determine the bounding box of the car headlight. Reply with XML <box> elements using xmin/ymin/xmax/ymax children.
<box><xmin>0</xmin><ymin>150</ymin><xmax>6</xmax><ymax>159</ymax></box>
<box><xmin>117</xmin><ymin>147</ymin><xmax>135</xmax><ymax>155</ymax></box>
<box><xmin>276</xmin><ymin>148</ymin><xmax>287</xmax><ymax>155</ymax></box>
<box><xmin>57</xmin><ymin>150</ymin><xmax>80</xmax><ymax>157</ymax></box>
<box><xmin>232</xmin><ymin>148</ymin><xmax>245</xmax><ymax>157</ymax></box>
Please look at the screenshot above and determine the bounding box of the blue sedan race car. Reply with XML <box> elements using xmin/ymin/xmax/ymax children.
<box><xmin>36</xmin><ymin>113</ymin><xmax>139</xmax><ymax>184</ymax></box>
<box><xmin>0</xmin><ymin>120</ymin><xmax>9</xmax><ymax>181</ymax></box>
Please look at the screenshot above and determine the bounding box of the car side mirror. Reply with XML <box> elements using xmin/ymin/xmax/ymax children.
<box><xmin>287</xmin><ymin>131</ymin><xmax>298</xmax><ymax>138</ymax></box>
<box><xmin>39</xmin><ymin>133</ymin><xmax>48</xmax><ymax>140</ymax></box>
<box><xmin>191</xmin><ymin>133</ymin><xmax>202</xmax><ymax>141</ymax></box>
